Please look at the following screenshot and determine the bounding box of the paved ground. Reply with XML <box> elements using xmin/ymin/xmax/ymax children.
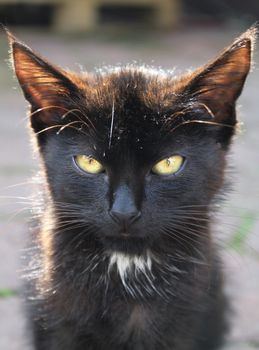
<box><xmin>0</xmin><ymin>24</ymin><xmax>258</xmax><ymax>349</ymax></box>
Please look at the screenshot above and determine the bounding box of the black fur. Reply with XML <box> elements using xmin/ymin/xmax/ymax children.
<box><xmin>9</xmin><ymin>27</ymin><xmax>256</xmax><ymax>350</ymax></box>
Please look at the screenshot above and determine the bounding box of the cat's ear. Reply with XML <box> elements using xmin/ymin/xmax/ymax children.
<box><xmin>186</xmin><ymin>26</ymin><xmax>256</xmax><ymax>125</ymax></box>
<box><xmin>8</xmin><ymin>32</ymin><xmax>83</xmax><ymax>133</ymax></box>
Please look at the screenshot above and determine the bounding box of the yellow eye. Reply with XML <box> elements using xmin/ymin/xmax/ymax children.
<box><xmin>74</xmin><ymin>155</ymin><xmax>104</xmax><ymax>174</ymax></box>
<box><xmin>152</xmin><ymin>155</ymin><xmax>184</xmax><ymax>176</ymax></box>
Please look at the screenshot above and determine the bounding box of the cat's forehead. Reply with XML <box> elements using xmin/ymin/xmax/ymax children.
<box><xmin>80</xmin><ymin>67</ymin><xmax>190</xmax><ymax>146</ymax></box>
<box><xmin>84</xmin><ymin>66</ymin><xmax>188</xmax><ymax>111</ymax></box>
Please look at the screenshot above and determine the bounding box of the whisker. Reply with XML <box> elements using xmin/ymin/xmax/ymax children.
<box><xmin>60</xmin><ymin>108</ymin><xmax>97</xmax><ymax>132</ymax></box>
<box><xmin>35</xmin><ymin>124</ymin><xmax>64</xmax><ymax>135</ymax></box>
<box><xmin>60</xmin><ymin>108</ymin><xmax>84</xmax><ymax>120</ymax></box>
<box><xmin>162</xmin><ymin>226</ymin><xmax>204</xmax><ymax>247</ymax></box>
<box><xmin>169</xmin><ymin>119</ymin><xmax>234</xmax><ymax>134</ymax></box>
<box><xmin>108</xmin><ymin>98</ymin><xmax>115</xmax><ymax>149</ymax></box>
<box><xmin>21</xmin><ymin>105</ymin><xmax>70</xmax><ymax>123</ymax></box>
<box><xmin>56</xmin><ymin>121</ymin><xmax>85</xmax><ymax>135</ymax></box>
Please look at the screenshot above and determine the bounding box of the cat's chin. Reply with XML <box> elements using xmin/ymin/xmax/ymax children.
<box><xmin>101</xmin><ymin>236</ymin><xmax>149</xmax><ymax>255</ymax></box>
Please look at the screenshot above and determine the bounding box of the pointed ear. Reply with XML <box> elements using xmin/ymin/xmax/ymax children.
<box><xmin>186</xmin><ymin>26</ymin><xmax>256</xmax><ymax>125</ymax></box>
<box><xmin>8</xmin><ymin>33</ymin><xmax>83</xmax><ymax>133</ymax></box>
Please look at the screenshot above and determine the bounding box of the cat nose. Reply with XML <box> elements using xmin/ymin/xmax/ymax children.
<box><xmin>109</xmin><ymin>184</ymin><xmax>141</xmax><ymax>228</ymax></box>
<box><xmin>109</xmin><ymin>209</ymin><xmax>141</xmax><ymax>227</ymax></box>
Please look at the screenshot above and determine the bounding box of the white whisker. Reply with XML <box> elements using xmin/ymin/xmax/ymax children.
<box><xmin>108</xmin><ymin>99</ymin><xmax>115</xmax><ymax>149</ymax></box>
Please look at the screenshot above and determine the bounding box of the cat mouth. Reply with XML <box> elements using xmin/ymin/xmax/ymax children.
<box><xmin>118</xmin><ymin>231</ymin><xmax>131</xmax><ymax>238</ymax></box>
<box><xmin>102</xmin><ymin>235</ymin><xmax>148</xmax><ymax>255</ymax></box>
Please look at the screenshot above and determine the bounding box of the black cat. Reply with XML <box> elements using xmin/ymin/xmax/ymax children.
<box><xmin>9</xmin><ymin>26</ymin><xmax>256</xmax><ymax>350</ymax></box>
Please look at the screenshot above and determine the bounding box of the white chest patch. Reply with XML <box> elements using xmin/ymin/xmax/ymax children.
<box><xmin>108</xmin><ymin>251</ymin><xmax>152</xmax><ymax>284</ymax></box>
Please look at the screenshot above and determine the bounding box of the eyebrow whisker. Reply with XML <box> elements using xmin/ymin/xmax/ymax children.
<box><xmin>108</xmin><ymin>99</ymin><xmax>115</xmax><ymax>149</ymax></box>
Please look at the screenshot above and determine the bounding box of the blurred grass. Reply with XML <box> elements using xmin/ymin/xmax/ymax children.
<box><xmin>0</xmin><ymin>288</ymin><xmax>17</xmax><ymax>298</ymax></box>
<box><xmin>227</xmin><ymin>211</ymin><xmax>257</xmax><ymax>253</ymax></box>
<box><xmin>248</xmin><ymin>340</ymin><xmax>259</xmax><ymax>349</ymax></box>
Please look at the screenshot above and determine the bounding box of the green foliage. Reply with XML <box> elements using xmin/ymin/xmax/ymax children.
<box><xmin>0</xmin><ymin>288</ymin><xmax>17</xmax><ymax>298</ymax></box>
<box><xmin>228</xmin><ymin>211</ymin><xmax>257</xmax><ymax>253</ymax></box>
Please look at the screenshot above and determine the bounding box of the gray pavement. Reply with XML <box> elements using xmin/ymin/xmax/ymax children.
<box><xmin>0</xmin><ymin>26</ymin><xmax>258</xmax><ymax>349</ymax></box>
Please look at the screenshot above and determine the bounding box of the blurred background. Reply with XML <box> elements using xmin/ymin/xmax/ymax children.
<box><xmin>0</xmin><ymin>1</ymin><xmax>259</xmax><ymax>349</ymax></box>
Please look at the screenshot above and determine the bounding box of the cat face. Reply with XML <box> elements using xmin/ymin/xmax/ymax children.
<box><xmin>9</xmin><ymin>28</ymin><xmax>255</xmax><ymax>256</ymax></box>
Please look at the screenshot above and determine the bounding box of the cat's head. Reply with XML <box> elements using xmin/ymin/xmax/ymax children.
<box><xmin>9</xmin><ymin>28</ymin><xmax>256</xmax><ymax>256</ymax></box>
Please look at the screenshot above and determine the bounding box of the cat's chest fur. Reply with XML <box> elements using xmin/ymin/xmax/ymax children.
<box><xmin>40</xmin><ymin>247</ymin><xmax>209</xmax><ymax>350</ymax></box>
<box><xmin>95</xmin><ymin>302</ymin><xmax>151</xmax><ymax>344</ymax></box>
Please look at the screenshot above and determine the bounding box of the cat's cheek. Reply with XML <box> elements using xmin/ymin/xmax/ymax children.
<box><xmin>103</xmin><ymin>174</ymin><xmax>109</xmax><ymax>184</ymax></box>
